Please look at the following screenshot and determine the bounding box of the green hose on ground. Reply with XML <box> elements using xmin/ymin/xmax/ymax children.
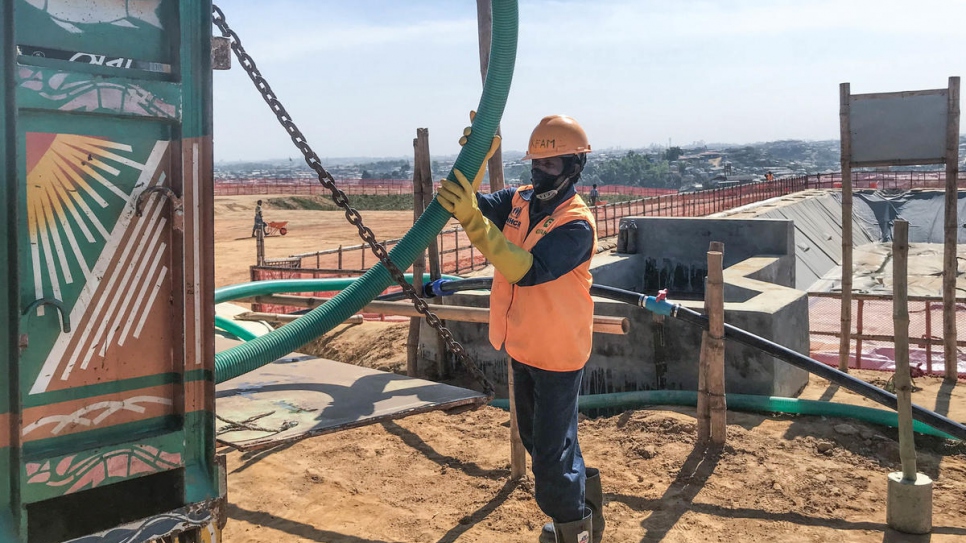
<box><xmin>214</xmin><ymin>0</ymin><xmax>518</xmax><ymax>384</ymax></box>
<box><xmin>490</xmin><ymin>390</ymin><xmax>957</xmax><ymax>440</ymax></box>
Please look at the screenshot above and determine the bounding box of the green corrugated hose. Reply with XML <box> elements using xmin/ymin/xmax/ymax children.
<box><xmin>214</xmin><ymin>0</ymin><xmax>518</xmax><ymax>383</ymax></box>
<box><xmin>490</xmin><ymin>391</ymin><xmax>956</xmax><ymax>440</ymax></box>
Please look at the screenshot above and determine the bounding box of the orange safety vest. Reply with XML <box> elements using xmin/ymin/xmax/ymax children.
<box><xmin>488</xmin><ymin>186</ymin><xmax>598</xmax><ymax>371</ymax></box>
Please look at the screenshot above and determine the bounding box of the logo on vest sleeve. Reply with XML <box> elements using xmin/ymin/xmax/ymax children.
<box><xmin>511</xmin><ymin>206</ymin><xmax>523</xmax><ymax>218</ymax></box>
<box><xmin>506</xmin><ymin>217</ymin><xmax>522</xmax><ymax>228</ymax></box>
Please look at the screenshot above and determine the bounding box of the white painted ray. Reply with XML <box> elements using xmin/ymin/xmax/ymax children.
<box><xmin>48</xmin><ymin>171</ymin><xmax>97</xmax><ymax>243</ymax></box>
<box><xmin>98</xmin><ymin>229</ymin><xmax>166</xmax><ymax>357</ymax></box>
<box><xmin>28</xmin><ymin>200</ymin><xmax>44</xmax><ymax>315</ymax></box>
<box><xmin>50</xmin><ymin>153</ymin><xmax>109</xmax><ymax>208</ymax></box>
<box><xmin>77</xmin><ymin>199</ymin><xmax>165</xmax><ymax>372</ymax></box>
<box><xmin>35</xmin><ymin>198</ymin><xmax>63</xmax><ymax>301</ymax></box>
<box><xmin>134</xmin><ymin>266</ymin><xmax>168</xmax><ymax>340</ymax></box>
<box><xmin>39</xmin><ymin>191</ymin><xmax>74</xmax><ymax>284</ymax></box>
<box><xmin>47</xmin><ymin>184</ymin><xmax>94</xmax><ymax>279</ymax></box>
<box><xmin>192</xmin><ymin>143</ymin><xmax>202</xmax><ymax>365</ymax></box>
<box><xmin>119</xmin><ymin>241</ymin><xmax>167</xmax><ymax>347</ymax></box>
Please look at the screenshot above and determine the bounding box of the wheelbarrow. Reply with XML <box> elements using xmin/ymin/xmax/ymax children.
<box><xmin>265</xmin><ymin>221</ymin><xmax>288</xmax><ymax>236</ymax></box>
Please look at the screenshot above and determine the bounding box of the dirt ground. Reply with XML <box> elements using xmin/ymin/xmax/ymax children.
<box><xmin>213</xmin><ymin>194</ymin><xmax>458</xmax><ymax>287</ymax></box>
<box><xmin>214</xmin><ymin>195</ymin><xmax>966</xmax><ymax>542</ymax></box>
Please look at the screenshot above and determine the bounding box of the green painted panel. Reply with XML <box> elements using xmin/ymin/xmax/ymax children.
<box><xmin>183</xmin><ymin>411</ymin><xmax>217</xmax><ymax>503</ymax></box>
<box><xmin>20</xmin><ymin>430</ymin><xmax>185</xmax><ymax>504</ymax></box>
<box><xmin>183</xmin><ymin>369</ymin><xmax>213</xmax><ymax>384</ymax></box>
<box><xmin>16</xmin><ymin>65</ymin><xmax>181</xmax><ymax>120</ymax></box>
<box><xmin>179</xmin><ymin>0</ymin><xmax>217</xmax><ymax>504</ymax></box>
<box><xmin>2</xmin><ymin>0</ymin><xmax>22</xmax><ymax>539</ymax></box>
<box><xmin>22</xmin><ymin>417</ymin><xmax>180</xmax><ymax>461</ymax></box>
<box><xmin>179</xmin><ymin>0</ymin><xmax>211</xmax><ymax>139</ymax></box>
<box><xmin>14</xmin><ymin>0</ymin><xmax>179</xmax><ymax>65</ymax></box>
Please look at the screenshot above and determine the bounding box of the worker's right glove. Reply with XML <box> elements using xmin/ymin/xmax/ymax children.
<box><xmin>437</xmin><ymin>169</ymin><xmax>533</xmax><ymax>284</ymax></box>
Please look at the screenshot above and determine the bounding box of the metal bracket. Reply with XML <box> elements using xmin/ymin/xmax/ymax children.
<box><xmin>212</xmin><ymin>36</ymin><xmax>232</xmax><ymax>70</ymax></box>
<box><xmin>23</xmin><ymin>297</ymin><xmax>71</xmax><ymax>333</ymax></box>
<box><xmin>136</xmin><ymin>186</ymin><xmax>184</xmax><ymax>232</ymax></box>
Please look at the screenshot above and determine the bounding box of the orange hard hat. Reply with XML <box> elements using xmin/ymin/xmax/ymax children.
<box><xmin>522</xmin><ymin>115</ymin><xmax>591</xmax><ymax>160</ymax></box>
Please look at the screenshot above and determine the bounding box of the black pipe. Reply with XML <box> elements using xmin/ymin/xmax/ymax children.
<box><xmin>423</xmin><ymin>278</ymin><xmax>966</xmax><ymax>441</ymax></box>
<box><xmin>674</xmin><ymin>306</ymin><xmax>966</xmax><ymax>442</ymax></box>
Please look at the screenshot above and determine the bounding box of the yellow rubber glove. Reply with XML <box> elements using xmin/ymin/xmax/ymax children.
<box><xmin>437</xmin><ymin>169</ymin><xmax>533</xmax><ymax>283</ymax></box>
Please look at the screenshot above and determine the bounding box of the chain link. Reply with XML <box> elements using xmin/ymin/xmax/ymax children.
<box><xmin>212</xmin><ymin>6</ymin><xmax>494</xmax><ymax>398</ymax></box>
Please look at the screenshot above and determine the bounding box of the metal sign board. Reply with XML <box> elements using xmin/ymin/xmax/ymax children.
<box><xmin>850</xmin><ymin>89</ymin><xmax>949</xmax><ymax>166</ymax></box>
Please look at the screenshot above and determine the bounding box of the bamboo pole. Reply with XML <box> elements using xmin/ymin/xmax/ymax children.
<box><xmin>234</xmin><ymin>299</ymin><xmax>630</xmax><ymax>336</ymax></box>
<box><xmin>413</xmin><ymin>129</ymin><xmax>447</xmax><ymax>377</ymax></box>
<box><xmin>706</xmin><ymin>241</ymin><xmax>727</xmax><ymax>445</ymax></box>
<box><xmin>892</xmin><ymin>220</ymin><xmax>917</xmax><ymax>480</ymax></box>
<box><xmin>407</xmin><ymin>130</ymin><xmax>429</xmax><ymax>377</ymax></box>
<box><xmin>507</xmin><ymin>355</ymin><xmax>526</xmax><ymax>479</ymax></box>
<box><xmin>839</xmin><ymin>82</ymin><xmax>854</xmax><ymax>373</ymax></box>
<box><xmin>476</xmin><ymin>0</ymin><xmax>504</xmax><ymax>193</ymax></box>
<box><xmin>943</xmin><ymin>76</ymin><xmax>960</xmax><ymax>383</ymax></box>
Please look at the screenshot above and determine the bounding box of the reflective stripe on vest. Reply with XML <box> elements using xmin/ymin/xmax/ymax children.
<box><xmin>488</xmin><ymin>186</ymin><xmax>598</xmax><ymax>371</ymax></box>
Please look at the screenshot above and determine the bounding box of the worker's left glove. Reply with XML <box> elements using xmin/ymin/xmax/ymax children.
<box><xmin>437</xmin><ymin>169</ymin><xmax>533</xmax><ymax>283</ymax></box>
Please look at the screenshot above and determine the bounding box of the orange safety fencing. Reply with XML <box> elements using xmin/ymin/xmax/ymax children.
<box><xmin>808</xmin><ymin>293</ymin><xmax>966</xmax><ymax>377</ymax></box>
<box><xmin>246</xmin><ymin>170</ymin><xmax>966</xmax><ymax>333</ymax></box>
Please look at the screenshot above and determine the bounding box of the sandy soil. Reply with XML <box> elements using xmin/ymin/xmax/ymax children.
<box><xmin>214</xmin><ymin>195</ymin><xmax>966</xmax><ymax>542</ymax></box>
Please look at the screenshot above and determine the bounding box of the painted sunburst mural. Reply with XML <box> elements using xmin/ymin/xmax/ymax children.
<box><xmin>25</xmin><ymin>133</ymin><xmax>137</xmax><ymax>307</ymax></box>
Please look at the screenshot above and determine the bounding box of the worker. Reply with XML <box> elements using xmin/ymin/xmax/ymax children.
<box><xmin>436</xmin><ymin>114</ymin><xmax>604</xmax><ymax>543</ymax></box>
<box><xmin>589</xmin><ymin>183</ymin><xmax>600</xmax><ymax>207</ymax></box>
<box><xmin>252</xmin><ymin>199</ymin><xmax>265</xmax><ymax>237</ymax></box>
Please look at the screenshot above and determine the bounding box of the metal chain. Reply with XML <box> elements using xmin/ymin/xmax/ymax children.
<box><xmin>212</xmin><ymin>6</ymin><xmax>494</xmax><ymax>398</ymax></box>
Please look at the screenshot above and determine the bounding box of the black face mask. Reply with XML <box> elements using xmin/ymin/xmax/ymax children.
<box><xmin>531</xmin><ymin>167</ymin><xmax>559</xmax><ymax>193</ymax></box>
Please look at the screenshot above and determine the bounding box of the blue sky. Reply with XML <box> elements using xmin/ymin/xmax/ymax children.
<box><xmin>212</xmin><ymin>0</ymin><xmax>965</xmax><ymax>162</ymax></box>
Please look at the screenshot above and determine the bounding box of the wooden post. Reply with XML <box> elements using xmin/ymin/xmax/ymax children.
<box><xmin>337</xmin><ymin>244</ymin><xmax>343</xmax><ymax>270</ymax></box>
<box><xmin>476</xmin><ymin>0</ymin><xmax>505</xmax><ymax>193</ymax></box>
<box><xmin>839</xmin><ymin>82</ymin><xmax>854</xmax><ymax>373</ymax></box>
<box><xmin>507</xmin><ymin>355</ymin><xmax>526</xmax><ymax>479</ymax></box>
<box><xmin>856</xmin><ymin>299</ymin><xmax>864</xmax><ymax>369</ymax></box>
<box><xmin>925</xmin><ymin>302</ymin><xmax>933</xmax><ymax>374</ymax></box>
<box><xmin>943</xmin><ymin>76</ymin><xmax>960</xmax><ymax>383</ymax></box>
<box><xmin>707</xmin><ymin>241</ymin><xmax>727</xmax><ymax>445</ymax></box>
<box><xmin>407</xmin><ymin>130</ymin><xmax>429</xmax><ymax>378</ymax></box>
<box><xmin>413</xmin><ymin>129</ymin><xmax>447</xmax><ymax>377</ymax></box>
<box><xmin>255</xmin><ymin>225</ymin><xmax>265</xmax><ymax>266</ymax></box>
<box><xmin>892</xmin><ymin>220</ymin><xmax>918</xmax><ymax>479</ymax></box>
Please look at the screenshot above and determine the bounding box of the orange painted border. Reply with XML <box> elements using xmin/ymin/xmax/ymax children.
<box><xmin>22</xmin><ymin>385</ymin><xmax>175</xmax><ymax>442</ymax></box>
<box><xmin>0</xmin><ymin>413</ymin><xmax>9</xmax><ymax>448</ymax></box>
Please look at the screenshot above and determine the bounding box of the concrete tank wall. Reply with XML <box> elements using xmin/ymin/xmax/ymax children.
<box><xmin>418</xmin><ymin>216</ymin><xmax>810</xmax><ymax>399</ymax></box>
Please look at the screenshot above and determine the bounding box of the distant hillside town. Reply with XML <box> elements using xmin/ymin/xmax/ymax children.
<box><xmin>216</xmin><ymin>137</ymin><xmax>966</xmax><ymax>193</ymax></box>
